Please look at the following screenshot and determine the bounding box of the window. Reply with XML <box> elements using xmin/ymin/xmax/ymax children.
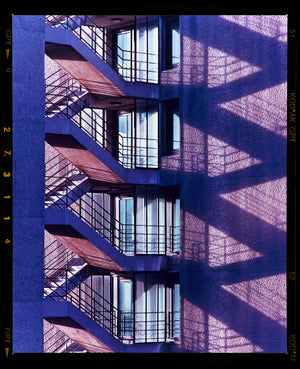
<box><xmin>172</xmin><ymin>198</ymin><xmax>180</xmax><ymax>253</ymax></box>
<box><xmin>135</xmin><ymin>186</ymin><xmax>179</xmax><ymax>255</ymax></box>
<box><xmin>164</xmin><ymin>98</ymin><xmax>180</xmax><ymax>155</ymax></box>
<box><xmin>135</xmin><ymin>15</ymin><xmax>159</xmax><ymax>83</ymax></box>
<box><xmin>114</xmin><ymin>16</ymin><xmax>159</xmax><ymax>83</ymax></box>
<box><xmin>118</xmin><ymin>111</ymin><xmax>134</xmax><ymax>168</ymax></box>
<box><xmin>119</xmin><ymin>279</ymin><xmax>133</xmax><ymax>337</ymax></box>
<box><xmin>80</xmin><ymin>25</ymin><xmax>104</xmax><ymax>58</ymax></box>
<box><xmin>117</xmin><ymin>100</ymin><xmax>159</xmax><ymax>169</ymax></box>
<box><xmin>165</xmin><ymin>16</ymin><xmax>180</xmax><ymax>69</ymax></box>
<box><xmin>79</xmin><ymin>108</ymin><xmax>104</xmax><ymax>147</ymax></box>
<box><xmin>117</xmin><ymin>29</ymin><xmax>134</xmax><ymax>81</ymax></box>
<box><xmin>119</xmin><ymin>197</ymin><xmax>134</xmax><ymax>253</ymax></box>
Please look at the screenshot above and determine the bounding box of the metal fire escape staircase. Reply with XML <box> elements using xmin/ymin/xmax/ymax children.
<box><xmin>45</xmin><ymin>68</ymin><xmax>159</xmax><ymax>184</ymax></box>
<box><xmin>43</xmin><ymin>15</ymin><xmax>179</xmax><ymax>353</ymax></box>
<box><xmin>44</xmin><ymin>242</ymin><xmax>178</xmax><ymax>353</ymax></box>
<box><xmin>44</xmin><ymin>15</ymin><xmax>158</xmax><ymax>97</ymax></box>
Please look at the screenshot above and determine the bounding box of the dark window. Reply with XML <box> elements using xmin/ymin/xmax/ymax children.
<box><xmin>165</xmin><ymin>16</ymin><xmax>180</xmax><ymax>69</ymax></box>
<box><xmin>164</xmin><ymin>98</ymin><xmax>180</xmax><ymax>155</ymax></box>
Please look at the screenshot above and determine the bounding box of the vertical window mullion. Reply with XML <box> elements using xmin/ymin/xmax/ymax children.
<box><xmin>132</xmin><ymin>110</ymin><xmax>134</xmax><ymax>168</ymax></box>
<box><xmin>157</xmin><ymin>188</ymin><xmax>160</xmax><ymax>255</ymax></box>
<box><xmin>157</xmin><ymin>277</ymin><xmax>159</xmax><ymax>341</ymax></box>
<box><xmin>134</xmin><ymin>186</ymin><xmax>136</xmax><ymax>255</ymax></box>
<box><xmin>146</xmin><ymin>16</ymin><xmax>149</xmax><ymax>82</ymax></box>
<box><xmin>130</xmin><ymin>28</ymin><xmax>133</xmax><ymax>81</ymax></box>
<box><xmin>146</xmin><ymin>102</ymin><xmax>149</xmax><ymax>168</ymax></box>
<box><xmin>145</xmin><ymin>188</ymin><xmax>148</xmax><ymax>255</ymax></box>
<box><xmin>134</xmin><ymin>16</ymin><xmax>137</xmax><ymax>82</ymax></box>
<box><xmin>145</xmin><ymin>275</ymin><xmax>148</xmax><ymax>342</ymax></box>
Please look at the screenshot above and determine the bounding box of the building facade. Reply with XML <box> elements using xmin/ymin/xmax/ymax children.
<box><xmin>13</xmin><ymin>14</ymin><xmax>287</xmax><ymax>353</ymax></box>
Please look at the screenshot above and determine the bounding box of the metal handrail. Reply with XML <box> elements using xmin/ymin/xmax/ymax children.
<box><xmin>44</xmin><ymin>268</ymin><xmax>179</xmax><ymax>342</ymax></box>
<box><xmin>44</xmin><ymin>324</ymin><xmax>85</xmax><ymax>353</ymax></box>
<box><xmin>45</xmin><ymin>178</ymin><xmax>179</xmax><ymax>255</ymax></box>
<box><xmin>45</xmin><ymin>155</ymin><xmax>82</xmax><ymax>190</ymax></box>
<box><xmin>44</xmin><ymin>269</ymin><xmax>121</xmax><ymax>339</ymax></box>
<box><xmin>45</xmin><ymin>15</ymin><xmax>159</xmax><ymax>83</ymax></box>
<box><xmin>45</xmin><ymin>66</ymin><xmax>159</xmax><ymax>169</ymax></box>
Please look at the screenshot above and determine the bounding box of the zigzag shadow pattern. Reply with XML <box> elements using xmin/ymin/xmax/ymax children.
<box><xmin>162</xmin><ymin>15</ymin><xmax>287</xmax><ymax>353</ymax></box>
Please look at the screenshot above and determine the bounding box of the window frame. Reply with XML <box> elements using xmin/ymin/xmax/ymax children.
<box><xmin>164</xmin><ymin>16</ymin><xmax>180</xmax><ymax>70</ymax></box>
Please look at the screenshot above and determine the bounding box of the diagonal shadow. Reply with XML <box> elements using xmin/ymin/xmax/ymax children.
<box><xmin>171</xmin><ymin>15</ymin><xmax>287</xmax><ymax>352</ymax></box>
<box><xmin>184</xmin><ymin>15</ymin><xmax>287</xmax><ymax>76</ymax></box>
<box><xmin>181</xmin><ymin>258</ymin><xmax>287</xmax><ymax>352</ymax></box>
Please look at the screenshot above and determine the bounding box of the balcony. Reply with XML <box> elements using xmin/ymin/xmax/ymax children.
<box><xmin>44</xmin><ymin>270</ymin><xmax>179</xmax><ymax>351</ymax></box>
<box><xmin>45</xmin><ymin>15</ymin><xmax>159</xmax><ymax>84</ymax></box>
<box><xmin>45</xmin><ymin>168</ymin><xmax>180</xmax><ymax>256</ymax></box>
<box><xmin>44</xmin><ymin>15</ymin><xmax>159</xmax><ymax>103</ymax></box>
<box><xmin>45</xmin><ymin>67</ymin><xmax>160</xmax><ymax>184</ymax></box>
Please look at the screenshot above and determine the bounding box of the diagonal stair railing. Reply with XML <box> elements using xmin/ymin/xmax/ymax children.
<box><xmin>45</xmin><ymin>179</ymin><xmax>133</xmax><ymax>253</ymax></box>
<box><xmin>44</xmin><ymin>268</ymin><xmax>180</xmax><ymax>343</ymax></box>
<box><xmin>44</xmin><ymin>268</ymin><xmax>123</xmax><ymax>340</ymax></box>
<box><xmin>45</xmin><ymin>68</ymin><xmax>93</xmax><ymax>119</ymax></box>
<box><xmin>45</xmin><ymin>179</ymin><xmax>179</xmax><ymax>255</ymax></box>
<box><xmin>45</xmin><ymin>15</ymin><xmax>159</xmax><ymax>83</ymax></box>
<box><xmin>44</xmin><ymin>239</ymin><xmax>86</xmax><ymax>280</ymax></box>
<box><xmin>45</xmin><ymin>151</ymin><xmax>91</xmax><ymax>209</ymax></box>
<box><xmin>45</xmin><ymin>68</ymin><xmax>153</xmax><ymax>169</ymax></box>
<box><xmin>44</xmin><ymin>321</ymin><xmax>86</xmax><ymax>353</ymax></box>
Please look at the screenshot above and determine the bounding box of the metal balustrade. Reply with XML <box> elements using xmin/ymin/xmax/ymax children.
<box><xmin>44</xmin><ymin>323</ymin><xmax>86</xmax><ymax>353</ymax></box>
<box><xmin>45</xmin><ymin>152</ymin><xmax>83</xmax><ymax>190</ymax></box>
<box><xmin>45</xmin><ymin>178</ymin><xmax>179</xmax><ymax>255</ymax></box>
<box><xmin>44</xmin><ymin>240</ymin><xmax>86</xmax><ymax>280</ymax></box>
<box><xmin>45</xmin><ymin>69</ymin><xmax>158</xmax><ymax>169</ymax></box>
<box><xmin>45</xmin><ymin>269</ymin><xmax>124</xmax><ymax>340</ymax></box>
<box><xmin>45</xmin><ymin>15</ymin><xmax>159</xmax><ymax>83</ymax></box>
<box><xmin>44</xmin><ymin>268</ymin><xmax>179</xmax><ymax>343</ymax></box>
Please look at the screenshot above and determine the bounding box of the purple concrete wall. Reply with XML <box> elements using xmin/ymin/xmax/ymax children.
<box><xmin>176</xmin><ymin>15</ymin><xmax>287</xmax><ymax>353</ymax></box>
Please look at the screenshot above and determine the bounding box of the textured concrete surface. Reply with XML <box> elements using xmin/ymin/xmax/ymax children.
<box><xmin>174</xmin><ymin>15</ymin><xmax>287</xmax><ymax>353</ymax></box>
<box><xmin>12</xmin><ymin>15</ymin><xmax>45</xmax><ymax>353</ymax></box>
<box><xmin>13</xmin><ymin>15</ymin><xmax>287</xmax><ymax>354</ymax></box>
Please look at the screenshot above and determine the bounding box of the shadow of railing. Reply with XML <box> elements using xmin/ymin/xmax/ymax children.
<box><xmin>161</xmin><ymin>15</ymin><xmax>287</xmax><ymax>353</ymax></box>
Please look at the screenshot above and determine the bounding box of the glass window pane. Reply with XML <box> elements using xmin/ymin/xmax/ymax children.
<box><xmin>117</xmin><ymin>30</ymin><xmax>132</xmax><ymax>80</ymax></box>
<box><xmin>135</xmin><ymin>274</ymin><xmax>146</xmax><ymax>342</ymax></box>
<box><xmin>172</xmin><ymin>23</ymin><xmax>180</xmax><ymax>65</ymax></box>
<box><xmin>119</xmin><ymin>279</ymin><xmax>133</xmax><ymax>337</ymax></box>
<box><xmin>173</xmin><ymin>283</ymin><xmax>180</xmax><ymax>337</ymax></box>
<box><xmin>95</xmin><ymin>27</ymin><xmax>104</xmax><ymax>57</ymax></box>
<box><xmin>173</xmin><ymin>111</ymin><xmax>180</xmax><ymax>150</ymax></box>
<box><xmin>80</xmin><ymin>25</ymin><xmax>93</xmax><ymax>49</ymax></box>
<box><xmin>120</xmin><ymin>197</ymin><xmax>134</xmax><ymax>253</ymax></box>
<box><xmin>136</xmin><ymin>100</ymin><xmax>158</xmax><ymax>168</ymax></box>
<box><xmin>119</xmin><ymin>113</ymin><xmax>132</xmax><ymax>168</ymax></box>
<box><xmin>136</xmin><ymin>189</ymin><xmax>146</xmax><ymax>254</ymax></box>
<box><xmin>173</xmin><ymin>198</ymin><xmax>180</xmax><ymax>252</ymax></box>
<box><xmin>93</xmin><ymin>108</ymin><xmax>104</xmax><ymax>146</ymax></box>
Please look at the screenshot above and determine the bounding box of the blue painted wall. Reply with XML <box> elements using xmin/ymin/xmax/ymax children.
<box><xmin>12</xmin><ymin>14</ymin><xmax>287</xmax><ymax>354</ymax></box>
<box><xmin>175</xmin><ymin>15</ymin><xmax>287</xmax><ymax>353</ymax></box>
<box><xmin>12</xmin><ymin>15</ymin><xmax>45</xmax><ymax>353</ymax></box>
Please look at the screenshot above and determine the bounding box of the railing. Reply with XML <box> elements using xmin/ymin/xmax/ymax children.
<box><xmin>119</xmin><ymin>136</ymin><xmax>158</xmax><ymax>169</ymax></box>
<box><xmin>44</xmin><ymin>239</ymin><xmax>85</xmax><ymax>280</ymax></box>
<box><xmin>45</xmin><ymin>179</ymin><xmax>179</xmax><ymax>255</ymax></box>
<box><xmin>45</xmin><ymin>268</ymin><xmax>122</xmax><ymax>339</ymax></box>
<box><xmin>45</xmin><ymin>152</ymin><xmax>83</xmax><ymax>189</ymax></box>
<box><xmin>45</xmin><ymin>71</ymin><xmax>86</xmax><ymax>119</ymax></box>
<box><xmin>45</xmin><ymin>69</ymin><xmax>159</xmax><ymax>169</ymax></box>
<box><xmin>117</xmin><ymin>310</ymin><xmax>180</xmax><ymax>343</ymax></box>
<box><xmin>44</xmin><ymin>323</ymin><xmax>86</xmax><ymax>353</ymax></box>
<box><xmin>44</xmin><ymin>268</ymin><xmax>179</xmax><ymax>343</ymax></box>
<box><xmin>45</xmin><ymin>15</ymin><xmax>159</xmax><ymax>83</ymax></box>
